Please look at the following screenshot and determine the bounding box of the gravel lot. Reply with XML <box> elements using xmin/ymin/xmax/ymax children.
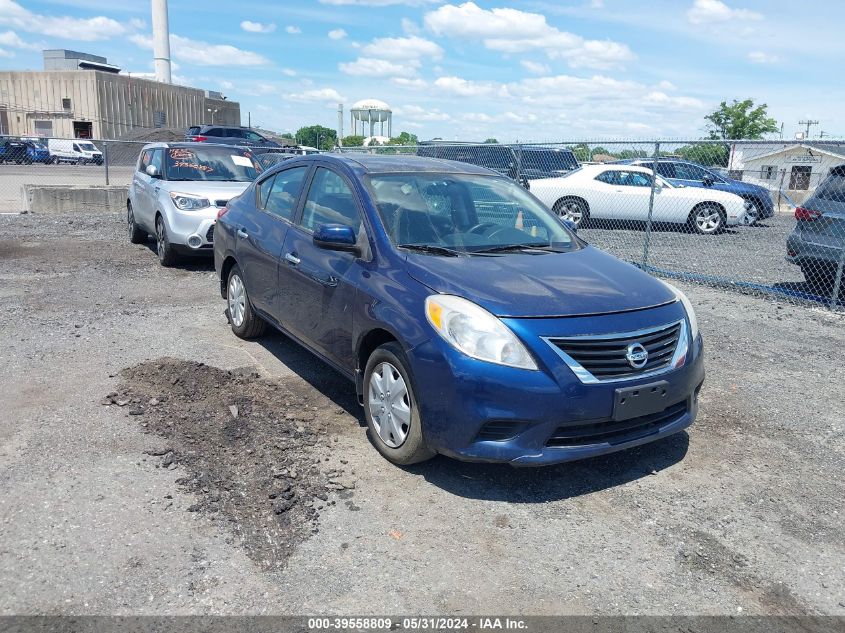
<box><xmin>0</xmin><ymin>212</ymin><xmax>843</xmax><ymax>616</ymax></box>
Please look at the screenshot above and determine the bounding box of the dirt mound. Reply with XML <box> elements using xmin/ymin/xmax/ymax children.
<box><xmin>107</xmin><ymin>358</ymin><xmax>358</xmax><ymax>570</ymax></box>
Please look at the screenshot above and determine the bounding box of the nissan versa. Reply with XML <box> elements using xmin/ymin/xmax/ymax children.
<box><xmin>214</xmin><ymin>154</ymin><xmax>704</xmax><ymax>466</ymax></box>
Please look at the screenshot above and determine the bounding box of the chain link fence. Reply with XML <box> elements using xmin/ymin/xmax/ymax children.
<box><xmin>2</xmin><ymin>135</ymin><xmax>844</xmax><ymax>310</ymax></box>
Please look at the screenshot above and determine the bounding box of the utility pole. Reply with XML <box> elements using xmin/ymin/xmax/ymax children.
<box><xmin>799</xmin><ymin>119</ymin><xmax>819</xmax><ymax>138</ymax></box>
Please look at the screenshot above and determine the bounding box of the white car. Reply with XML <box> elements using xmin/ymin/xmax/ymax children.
<box><xmin>530</xmin><ymin>164</ymin><xmax>752</xmax><ymax>234</ymax></box>
<box><xmin>47</xmin><ymin>138</ymin><xmax>103</xmax><ymax>164</ymax></box>
<box><xmin>127</xmin><ymin>142</ymin><xmax>262</xmax><ymax>266</ymax></box>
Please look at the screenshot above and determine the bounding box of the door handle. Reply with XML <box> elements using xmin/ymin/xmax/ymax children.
<box><xmin>284</xmin><ymin>252</ymin><xmax>301</xmax><ymax>265</ymax></box>
<box><xmin>237</xmin><ymin>228</ymin><xmax>249</xmax><ymax>239</ymax></box>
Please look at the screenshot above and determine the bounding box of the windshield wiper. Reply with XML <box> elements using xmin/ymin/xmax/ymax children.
<box><xmin>398</xmin><ymin>243</ymin><xmax>465</xmax><ymax>257</ymax></box>
<box><xmin>472</xmin><ymin>243</ymin><xmax>559</xmax><ymax>254</ymax></box>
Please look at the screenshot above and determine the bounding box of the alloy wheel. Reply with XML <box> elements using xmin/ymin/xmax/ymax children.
<box><xmin>227</xmin><ymin>274</ymin><xmax>246</xmax><ymax>328</ymax></box>
<box><xmin>368</xmin><ymin>362</ymin><xmax>411</xmax><ymax>448</ymax></box>
<box><xmin>560</xmin><ymin>201</ymin><xmax>584</xmax><ymax>225</ymax></box>
<box><xmin>156</xmin><ymin>221</ymin><xmax>166</xmax><ymax>260</ymax></box>
<box><xmin>694</xmin><ymin>207</ymin><xmax>722</xmax><ymax>234</ymax></box>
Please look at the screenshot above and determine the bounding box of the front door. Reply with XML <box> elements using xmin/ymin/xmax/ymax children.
<box><xmin>277</xmin><ymin>166</ymin><xmax>364</xmax><ymax>368</ymax></box>
<box><xmin>236</xmin><ymin>165</ymin><xmax>309</xmax><ymax>315</ymax></box>
<box><xmin>789</xmin><ymin>166</ymin><xmax>812</xmax><ymax>190</ymax></box>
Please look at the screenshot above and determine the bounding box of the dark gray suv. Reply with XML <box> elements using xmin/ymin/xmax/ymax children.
<box><xmin>786</xmin><ymin>165</ymin><xmax>845</xmax><ymax>290</ymax></box>
<box><xmin>185</xmin><ymin>125</ymin><xmax>280</xmax><ymax>149</ymax></box>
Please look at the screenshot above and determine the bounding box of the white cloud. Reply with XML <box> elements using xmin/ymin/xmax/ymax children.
<box><xmin>320</xmin><ymin>0</ymin><xmax>439</xmax><ymax>5</ymax></box>
<box><xmin>130</xmin><ymin>33</ymin><xmax>270</xmax><ymax>66</ymax></box>
<box><xmin>748</xmin><ymin>51</ymin><xmax>778</xmax><ymax>64</ymax></box>
<box><xmin>391</xmin><ymin>77</ymin><xmax>427</xmax><ymax>90</ymax></box>
<box><xmin>361</xmin><ymin>35</ymin><xmax>443</xmax><ymax>61</ymax></box>
<box><xmin>0</xmin><ymin>48</ymin><xmax>13</xmax><ymax>58</ymax></box>
<box><xmin>656</xmin><ymin>80</ymin><xmax>676</xmax><ymax>91</ymax></box>
<box><xmin>394</xmin><ymin>104</ymin><xmax>451</xmax><ymax>121</ymax></box>
<box><xmin>401</xmin><ymin>18</ymin><xmax>421</xmax><ymax>35</ymax></box>
<box><xmin>282</xmin><ymin>68</ymin><xmax>297</xmax><ymax>76</ymax></box>
<box><xmin>220</xmin><ymin>80</ymin><xmax>234</xmax><ymax>90</ymax></box>
<box><xmin>0</xmin><ymin>29</ymin><xmax>40</xmax><ymax>50</ymax></box>
<box><xmin>286</xmin><ymin>25</ymin><xmax>302</xmax><ymax>34</ymax></box>
<box><xmin>328</xmin><ymin>28</ymin><xmax>348</xmax><ymax>40</ymax></box>
<box><xmin>129</xmin><ymin>18</ymin><xmax>146</xmax><ymax>30</ymax></box>
<box><xmin>434</xmin><ymin>76</ymin><xmax>503</xmax><ymax>98</ymax></box>
<box><xmin>241</xmin><ymin>20</ymin><xmax>276</xmax><ymax>34</ymax></box>
<box><xmin>424</xmin><ymin>2</ymin><xmax>634</xmax><ymax>70</ymax></box>
<box><xmin>289</xmin><ymin>87</ymin><xmax>346</xmax><ymax>103</ymax></box>
<box><xmin>687</xmin><ymin>0</ymin><xmax>763</xmax><ymax>25</ymax></box>
<box><xmin>339</xmin><ymin>57</ymin><xmax>419</xmax><ymax>77</ymax></box>
<box><xmin>0</xmin><ymin>0</ymin><xmax>124</xmax><ymax>40</ymax></box>
<box><xmin>520</xmin><ymin>60</ymin><xmax>550</xmax><ymax>75</ymax></box>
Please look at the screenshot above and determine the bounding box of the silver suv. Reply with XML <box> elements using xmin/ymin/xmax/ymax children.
<box><xmin>127</xmin><ymin>143</ymin><xmax>262</xmax><ymax>266</ymax></box>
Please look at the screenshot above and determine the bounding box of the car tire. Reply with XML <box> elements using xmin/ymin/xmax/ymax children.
<box><xmin>364</xmin><ymin>342</ymin><xmax>435</xmax><ymax>466</ymax></box>
<box><xmin>689</xmin><ymin>204</ymin><xmax>725</xmax><ymax>235</ymax></box>
<box><xmin>155</xmin><ymin>215</ymin><xmax>179</xmax><ymax>267</ymax></box>
<box><xmin>127</xmin><ymin>203</ymin><xmax>146</xmax><ymax>244</ymax></box>
<box><xmin>226</xmin><ymin>264</ymin><xmax>267</xmax><ymax>339</ymax></box>
<box><xmin>553</xmin><ymin>197</ymin><xmax>589</xmax><ymax>228</ymax></box>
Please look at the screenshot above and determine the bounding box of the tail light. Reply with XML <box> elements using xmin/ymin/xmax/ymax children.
<box><xmin>216</xmin><ymin>205</ymin><xmax>229</xmax><ymax>219</ymax></box>
<box><xmin>795</xmin><ymin>207</ymin><xmax>821</xmax><ymax>221</ymax></box>
<box><xmin>188</xmin><ymin>135</ymin><xmax>208</xmax><ymax>142</ymax></box>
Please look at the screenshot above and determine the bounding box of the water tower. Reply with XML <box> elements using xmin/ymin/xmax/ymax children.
<box><xmin>350</xmin><ymin>99</ymin><xmax>392</xmax><ymax>138</ymax></box>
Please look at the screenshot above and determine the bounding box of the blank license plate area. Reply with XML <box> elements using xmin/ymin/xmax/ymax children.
<box><xmin>613</xmin><ymin>381</ymin><xmax>669</xmax><ymax>422</ymax></box>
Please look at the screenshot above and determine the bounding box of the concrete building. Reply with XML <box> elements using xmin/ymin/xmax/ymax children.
<box><xmin>0</xmin><ymin>50</ymin><xmax>239</xmax><ymax>140</ymax></box>
<box><xmin>728</xmin><ymin>142</ymin><xmax>845</xmax><ymax>202</ymax></box>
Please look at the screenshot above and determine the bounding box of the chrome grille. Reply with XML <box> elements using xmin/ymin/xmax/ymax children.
<box><xmin>544</xmin><ymin>320</ymin><xmax>686</xmax><ymax>384</ymax></box>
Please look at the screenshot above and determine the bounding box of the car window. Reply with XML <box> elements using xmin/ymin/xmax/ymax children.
<box><xmin>300</xmin><ymin>167</ymin><xmax>362</xmax><ymax>233</ymax></box>
<box><xmin>595</xmin><ymin>171</ymin><xmax>618</xmax><ymax>185</ymax></box>
<box><xmin>242</xmin><ymin>130</ymin><xmax>264</xmax><ymax>142</ymax></box>
<box><xmin>256</xmin><ymin>175</ymin><xmax>275</xmax><ymax>209</ymax></box>
<box><xmin>618</xmin><ymin>170</ymin><xmax>651</xmax><ymax>187</ymax></box>
<box><xmin>187</xmin><ymin>126</ymin><xmax>200</xmax><ymax>136</ymax></box>
<box><xmin>164</xmin><ymin>146</ymin><xmax>261</xmax><ymax>181</ymax></box>
<box><xmin>205</xmin><ymin>128</ymin><xmax>224</xmax><ymax>137</ymax></box>
<box><xmin>226</xmin><ymin>128</ymin><xmax>244</xmax><ymax>138</ymax></box>
<box><xmin>816</xmin><ymin>174</ymin><xmax>845</xmax><ymax>202</ymax></box>
<box><xmin>139</xmin><ymin>149</ymin><xmax>154</xmax><ymax>172</ymax></box>
<box><xmin>674</xmin><ymin>163</ymin><xmax>711</xmax><ymax>181</ymax></box>
<box><xmin>264</xmin><ymin>166</ymin><xmax>309</xmax><ymax>221</ymax></box>
<box><xmin>149</xmin><ymin>149</ymin><xmax>163</xmax><ymax>173</ymax></box>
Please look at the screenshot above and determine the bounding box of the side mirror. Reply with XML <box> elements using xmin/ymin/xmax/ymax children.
<box><xmin>562</xmin><ymin>218</ymin><xmax>577</xmax><ymax>233</ymax></box>
<box><xmin>313</xmin><ymin>223</ymin><xmax>359</xmax><ymax>254</ymax></box>
<box><xmin>146</xmin><ymin>164</ymin><xmax>160</xmax><ymax>178</ymax></box>
<box><xmin>702</xmin><ymin>176</ymin><xmax>714</xmax><ymax>187</ymax></box>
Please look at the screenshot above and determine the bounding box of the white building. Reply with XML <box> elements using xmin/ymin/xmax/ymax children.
<box><xmin>728</xmin><ymin>142</ymin><xmax>845</xmax><ymax>203</ymax></box>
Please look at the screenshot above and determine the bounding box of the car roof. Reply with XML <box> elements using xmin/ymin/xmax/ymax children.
<box><xmin>141</xmin><ymin>141</ymin><xmax>247</xmax><ymax>150</ymax></box>
<box><xmin>578</xmin><ymin>163</ymin><xmax>652</xmax><ymax>174</ymax></box>
<box><xmin>281</xmin><ymin>153</ymin><xmax>501</xmax><ymax>176</ymax></box>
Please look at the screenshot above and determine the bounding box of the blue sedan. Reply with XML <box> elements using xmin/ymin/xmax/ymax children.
<box><xmin>214</xmin><ymin>154</ymin><xmax>704</xmax><ymax>466</ymax></box>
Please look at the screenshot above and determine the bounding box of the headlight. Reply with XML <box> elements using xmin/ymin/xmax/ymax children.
<box><xmin>425</xmin><ymin>295</ymin><xmax>538</xmax><ymax>370</ymax></box>
<box><xmin>170</xmin><ymin>192</ymin><xmax>210</xmax><ymax>210</ymax></box>
<box><xmin>660</xmin><ymin>280</ymin><xmax>699</xmax><ymax>340</ymax></box>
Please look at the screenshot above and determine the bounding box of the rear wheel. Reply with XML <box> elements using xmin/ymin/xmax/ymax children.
<box><xmin>553</xmin><ymin>197</ymin><xmax>589</xmax><ymax>228</ymax></box>
<box><xmin>364</xmin><ymin>342</ymin><xmax>435</xmax><ymax>466</ymax></box>
<box><xmin>226</xmin><ymin>265</ymin><xmax>266</xmax><ymax>339</ymax></box>
<box><xmin>155</xmin><ymin>216</ymin><xmax>179</xmax><ymax>267</ymax></box>
<box><xmin>689</xmin><ymin>204</ymin><xmax>725</xmax><ymax>235</ymax></box>
<box><xmin>127</xmin><ymin>202</ymin><xmax>146</xmax><ymax>244</ymax></box>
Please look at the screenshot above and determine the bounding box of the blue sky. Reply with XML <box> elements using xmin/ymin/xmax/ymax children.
<box><xmin>1</xmin><ymin>0</ymin><xmax>843</xmax><ymax>141</ymax></box>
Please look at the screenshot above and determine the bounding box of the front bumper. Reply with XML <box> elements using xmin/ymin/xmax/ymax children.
<box><xmin>163</xmin><ymin>205</ymin><xmax>218</xmax><ymax>250</ymax></box>
<box><xmin>408</xmin><ymin>302</ymin><xmax>705</xmax><ymax>466</ymax></box>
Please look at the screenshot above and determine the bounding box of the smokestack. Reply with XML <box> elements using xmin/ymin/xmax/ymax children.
<box><xmin>151</xmin><ymin>0</ymin><xmax>172</xmax><ymax>83</ymax></box>
<box><xmin>337</xmin><ymin>103</ymin><xmax>344</xmax><ymax>147</ymax></box>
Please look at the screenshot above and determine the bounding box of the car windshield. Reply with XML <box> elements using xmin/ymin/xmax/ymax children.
<box><xmin>164</xmin><ymin>146</ymin><xmax>262</xmax><ymax>182</ymax></box>
<box><xmin>78</xmin><ymin>142</ymin><xmax>96</xmax><ymax>151</ymax></box>
<box><xmin>367</xmin><ymin>173</ymin><xmax>577</xmax><ymax>255</ymax></box>
<box><xmin>523</xmin><ymin>150</ymin><xmax>578</xmax><ymax>171</ymax></box>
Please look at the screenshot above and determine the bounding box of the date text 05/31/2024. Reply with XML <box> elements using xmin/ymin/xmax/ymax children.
<box><xmin>307</xmin><ymin>617</ymin><xmax>529</xmax><ymax>630</ymax></box>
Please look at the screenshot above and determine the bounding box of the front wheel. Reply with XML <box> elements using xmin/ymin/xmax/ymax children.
<box><xmin>155</xmin><ymin>216</ymin><xmax>179</xmax><ymax>267</ymax></box>
<box><xmin>364</xmin><ymin>342</ymin><xmax>435</xmax><ymax>465</ymax></box>
<box><xmin>127</xmin><ymin>203</ymin><xmax>146</xmax><ymax>244</ymax></box>
<box><xmin>689</xmin><ymin>204</ymin><xmax>725</xmax><ymax>235</ymax></box>
<box><xmin>226</xmin><ymin>265</ymin><xmax>266</xmax><ymax>339</ymax></box>
<box><xmin>553</xmin><ymin>198</ymin><xmax>588</xmax><ymax>228</ymax></box>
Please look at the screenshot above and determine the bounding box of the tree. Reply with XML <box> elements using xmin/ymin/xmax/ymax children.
<box><xmin>279</xmin><ymin>133</ymin><xmax>294</xmax><ymax>140</ymax></box>
<box><xmin>387</xmin><ymin>131</ymin><xmax>419</xmax><ymax>146</ymax></box>
<box><xmin>295</xmin><ymin>125</ymin><xmax>338</xmax><ymax>150</ymax></box>
<box><xmin>705</xmin><ymin>99</ymin><xmax>778</xmax><ymax>140</ymax></box>
<box><xmin>484</xmin><ymin>137</ymin><xmax>499</xmax><ymax>144</ymax></box>
<box><xmin>676</xmin><ymin>143</ymin><xmax>729</xmax><ymax>167</ymax></box>
<box><xmin>342</xmin><ymin>135</ymin><xmax>365</xmax><ymax>147</ymax></box>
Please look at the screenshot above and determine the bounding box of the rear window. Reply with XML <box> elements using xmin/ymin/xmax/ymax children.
<box><xmin>816</xmin><ymin>174</ymin><xmax>845</xmax><ymax>202</ymax></box>
<box><xmin>187</xmin><ymin>126</ymin><xmax>200</xmax><ymax>136</ymax></box>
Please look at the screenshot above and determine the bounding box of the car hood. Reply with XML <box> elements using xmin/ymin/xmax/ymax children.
<box><xmin>404</xmin><ymin>245</ymin><xmax>676</xmax><ymax>318</ymax></box>
<box><xmin>161</xmin><ymin>181</ymin><xmax>251</xmax><ymax>201</ymax></box>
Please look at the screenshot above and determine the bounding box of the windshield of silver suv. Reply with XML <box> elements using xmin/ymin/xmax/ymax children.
<box><xmin>165</xmin><ymin>146</ymin><xmax>262</xmax><ymax>182</ymax></box>
<box><xmin>368</xmin><ymin>173</ymin><xmax>578</xmax><ymax>255</ymax></box>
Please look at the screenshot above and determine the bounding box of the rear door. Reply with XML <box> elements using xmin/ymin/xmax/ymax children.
<box><xmin>236</xmin><ymin>165</ymin><xmax>310</xmax><ymax>315</ymax></box>
<box><xmin>801</xmin><ymin>171</ymin><xmax>845</xmax><ymax>261</ymax></box>
<box><xmin>277</xmin><ymin>166</ymin><xmax>365</xmax><ymax>368</ymax></box>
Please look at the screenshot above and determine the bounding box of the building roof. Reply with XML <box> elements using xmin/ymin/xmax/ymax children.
<box><xmin>736</xmin><ymin>142</ymin><xmax>845</xmax><ymax>162</ymax></box>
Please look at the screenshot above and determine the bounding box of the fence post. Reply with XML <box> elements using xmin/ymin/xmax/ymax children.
<box><xmin>830</xmin><ymin>240</ymin><xmax>845</xmax><ymax>310</ymax></box>
<box><xmin>641</xmin><ymin>141</ymin><xmax>660</xmax><ymax>270</ymax></box>
<box><xmin>103</xmin><ymin>141</ymin><xmax>110</xmax><ymax>186</ymax></box>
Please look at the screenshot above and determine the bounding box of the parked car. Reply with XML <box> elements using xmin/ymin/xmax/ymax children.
<box><xmin>127</xmin><ymin>142</ymin><xmax>262</xmax><ymax>266</ymax></box>
<box><xmin>185</xmin><ymin>125</ymin><xmax>281</xmax><ymax>149</ymax></box>
<box><xmin>0</xmin><ymin>139</ymin><xmax>30</xmax><ymax>164</ymax></box>
<box><xmin>214</xmin><ymin>154</ymin><xmax>704</xmax><ymax>466</ymax></box>
<box><xmin>786</xmin><ymin>164</ymin><xmax>845</xmax><ymax>290</ymax></box>
<box><xmin>530</xmin><ymin>164</ymin><xmax>752</xmax><ymax>234</ymax></box>
<box><xmin>21</xmin><ymin>139</ymin><xmax>51</xmax><ymax>164</ymax></box>
<box><xmin>416</xmin><ymin>143</ymin><xmax>578</xmax><ymax>184</ymax></box>
<box><xmin>47</xmin><ymin>138</ymin><xmax>103</xmax><ymax>164</ymax></box>
<box><xmin>616</xmin><ymin>158</ymin><xmax>774</xmax><ymax>222</ymax></box>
